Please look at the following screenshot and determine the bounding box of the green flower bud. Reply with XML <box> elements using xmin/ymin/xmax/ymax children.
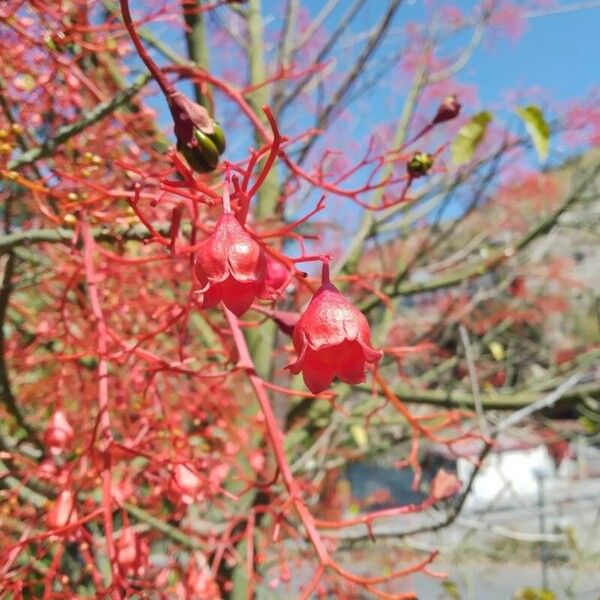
<box><xmin>177</xmin><ymin>129</ymin><xmax>220</xmax><ymax>173</ymax></box>
<box><xmin>406</xmin><ymin>152</ymin><xmax>433</xmax><ymax>178</ymax></box>
<box><xmin>207</xmin><ymin>122</ymin><xmax>226</xmax><ymax>155</ymax></box>
<box><xmin>194</xmin><ymin>129</ymin><xmax>220</xmax><ymax>168</ymax></box>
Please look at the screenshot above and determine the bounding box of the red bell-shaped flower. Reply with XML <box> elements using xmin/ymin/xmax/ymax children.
<box><xmin>168</xmin><ymin>463</ymin><xmax>205</xmax><ymax>505</ymax></box>
<box><xmin>178</xmin><ymin>559</ymin><xmax>221</xmax><ymax>599</ymax></box>
<box><xmin>46</xmin><ymin>489</ymin><xmax>78</xmax><ymax>531</ymax></box>
<box><xmin>116</xmin><ymin>526</ymin><xmax>149</xmax><ymax>577</ymax></box>
<box><xmin>287</xmin><ymin>263</ymin><xmax>382</xmax><ymax>393</ymax></box>
<box><xmin>257</xmin><ymin>255</ymin><xmax>290</xmax><ymax>300</ymax></box>
<box><xmin>194</xmin><ymin>193</ymin><xmax>266</xmax><ymax>316</ymax></box>
<box><xmin>43</xmin><ymin>410</ymin><xmax>74</xmax><ymax>456</ymax></box>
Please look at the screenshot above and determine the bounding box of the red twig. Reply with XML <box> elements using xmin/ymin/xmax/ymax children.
<box><xmin>81</xmin><ymin>223</ymin><xmax>120</xmax><ymax>598</ymax></box>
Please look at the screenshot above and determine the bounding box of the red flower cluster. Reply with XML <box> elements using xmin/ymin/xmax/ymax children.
<box><xmin>287</xmin><ymin>264</ymin><xmax>382</xmax><ymax>393</ymax></box>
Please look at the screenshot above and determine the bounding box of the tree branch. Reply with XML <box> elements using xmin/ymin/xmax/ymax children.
<box><xmin>356</xmin><ymin>379</ymin><xmax>600</xmax><ymax>411</ymax></box>
<box><xmin>0</xmin><ymin>224</ymin><xmax>170</xmax><ymax>254</ymax></box>
<box><xmin>275</xmin><ymin>0</ymin><xmax>367</xmax><ymax>115</ymax></box>
<box><xmin>7</xmin><ymin>73</ymin><xmax>151</xmax><ymax>171</ymax></box>
<box><xmin>181</xmin><ymin>0</ymin><xmax>211</xmax><ymax>107</ymax></box>
<box><xmin>0</xmin><ymin>253</ymin><xmax>43</xmax><ymax>449</ymax></box>
<box><xmin>291</xmin><ymin>0</ymin><xmax>403</xmax><ymax>166</ymax></box>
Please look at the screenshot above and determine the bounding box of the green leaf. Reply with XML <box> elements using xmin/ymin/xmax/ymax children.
<box><xmin>451</xmin><ymin>111</ymin><xmax>492</xmax><ymax>166</ymax></box>
<box><xmin>516</xmin><ymin>105</ymin><xmax>550</xmax><ymax>163</ymax></box>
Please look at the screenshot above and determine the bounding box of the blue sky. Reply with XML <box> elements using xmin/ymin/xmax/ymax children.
<box><xmin>141</xmin><ymin>1</ymin><xmax>600</xmax><ymax>236</ymax></box>
<box><xmin>295</xmin><ymin>1</ymin><xmax>600</xmax><ymax>133</ymax></box>
<box><xmin>301</xmin><ymin>0</ymin><xmax>600</xmax><ymax>105</ymax></box>
<box><xmin>462</xmin><ymin>4</ymin><xmax>600</xmax><ymax>104</ymax></box>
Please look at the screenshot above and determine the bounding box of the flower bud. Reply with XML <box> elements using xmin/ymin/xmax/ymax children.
<box><xmin>207</xmin><ymin>122</ymin><xmax>226</xmax><ymax>154</ymax></box>
<box><xmin>177</xmin><ymin>129</ymin><xmax>220</xmax><ymax>173</ymax></box>
<box><xmin>47</xmin><ymin>490</ymin><xmax>77</xmax><ymax>530</ymax></box>
<box><xmin>432</xmin><ymin>94</ymin><xmax>461</xmax><ymax>125</ymax></box>
<box><xmin>509</xmin><ymin>275</ymin><xmax>527</xmax><ymax>298</ymax></box>
<box><xmin>430</xmin><ymin>469</ymin><xmax>461</xmax><ymax>500</ymax></box>
<box><xmin>168</xmin><ymin>92</ymin><xmax>226</xmax><ymax>173</ymax></box>
<box><xmin>116</xmin><ymin>527</ymin><xmax>149</xmax><ymax>577</ymax></box>
<box><xmin>257</xmin><ymin>256</ymin><xmax>290</xmax><ymax>300</ymax></box>
<box><xmin>43</xmin><ymin>410</ymin><xmax>74</xmax><ymax>456</ymax></box>
<box><xmin>169</xmin><ymin>463</ymin><xmax>204</xmax><ymax>505</ymax></box>
<box><xmin>406</xmin><ymin>152</ymin><xmax>433</xmax><ymax>178</ymax></box>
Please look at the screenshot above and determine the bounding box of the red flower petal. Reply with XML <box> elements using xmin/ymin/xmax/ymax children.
<box><xmin>300</xmin><ymin>347</ymin><xmax>336</xmax><ymax>394</ymax></box>
<box><xmin>200</xmin><ymin>284</ymin><xmax>221</xmax><ymax>309</ymax></box>
<box><xmin>194</xmin><ymin>218</ymin><xmax>229</xmax><ymax>286</ymax></box>
<box><xmin>220</xmin><ymin>277</ymin><xmax>258</xmax><ymax>317</ymax></box>
<box><xmin>335</xmin><ymin>340</ymin><xmax>367</xmax><ymax>385</ymax></box>
<box><xmin>226</xmin><ymin>225</ymin><xmax>266</xmax><ymax>283</ymax></box>
<box><xmin>294</xmin><ymin>284</ymin><xmax>374</xmax><ymax>351</ymax></box>
<box><xmin>287</xmin><ymin>331</ymin><xmax>308</xmax><ymax>375</ymax></box>
<box><xmin>430</xmin><ymin>469</ymin><xmax>462</xmax><ymax>500</ymax></box>
<box><xmin>358</xmin><ymin>338</ymin><xmax>384</xmax><ymax>364</ymax></box>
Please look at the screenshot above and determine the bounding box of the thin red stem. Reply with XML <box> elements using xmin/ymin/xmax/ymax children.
<box><xmin>81</xmin><ymin>224</ymin><xmax>120</xmax><ymax>599</ymax></box>
<box><xmin>321</xmin><ymin>259</ymin><xmax>331</xmax><ymax>285</ymax></box>
<box><xmin>224</xmin><ymin>308</ymin><xmax>330</xmax><ymax>565</ymax></box>
<box><xmin>119</xmin><ymin>0</ymin><xmax>175</xmax><ymax>98</ymax></box>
